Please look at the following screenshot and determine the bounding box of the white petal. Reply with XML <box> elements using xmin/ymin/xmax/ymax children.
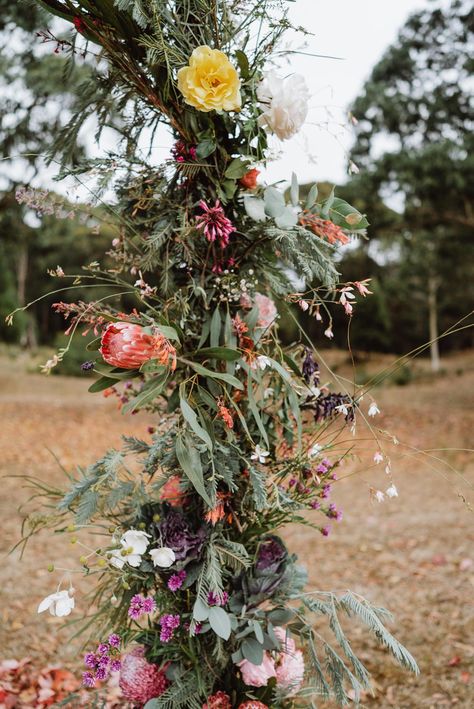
<box><xmin>150</xmin><ymin>547</ymin><xmax>176</xmax><ymax>568</ymax></box>
<box><xmin>126</xmin><ymin>554</ymin><xmax>143</xmax><ymax>568</ymax></box>
<box><xmin>37</xmin><ymin>595</ymin><xmax>53</xmax><ymax>614</ymax></box>
<box><xmin>54</xmin><ymin>597</ymin><xmax>75</xmax><ymax>617</ymax></box>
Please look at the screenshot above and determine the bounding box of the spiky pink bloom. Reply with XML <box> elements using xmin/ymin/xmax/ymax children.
<box><xmin>119</xmin><ymin>647</ymin><xmax>169</xmax><ymax>704</ymax></box>
<box><xmin>195</xmin><ymin>200</ymin><xmax>235</xmax><ymax>248</ymax></box>
<box><xmin>202</xmin><ymin>690</ymin><xmax>232</xmax><ymax>709</ymax></box>
<box><xmin>275</xmin><ymin>647</ymin><xmax>305</xmax><ymax>695</ymax></box>
<box><xmin>100</xmin><ymin>321</ymin><xmax>176</xmax><ymax>371</ymax></box>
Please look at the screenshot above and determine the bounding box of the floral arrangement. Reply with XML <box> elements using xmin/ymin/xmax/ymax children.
<box><xmin>12</xmin><ymin>1</ymin><xmax>419</xmax><ymax>707</ymax></box>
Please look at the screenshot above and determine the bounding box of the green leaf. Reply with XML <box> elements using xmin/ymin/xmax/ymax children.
<box><xmin>175</xmin><ymin>433</ymin><xmax>212</xmax><ymax>506</ymax></box>
<box><xmin>210</xmin><ymin>307</ymin><xmax>221</xmax><ymax>348</ymax></box>
<box><xmin>180</xmin><ymin>398</ymin><xmax>213</xmax><ymax>450</ymax></box>
<box><xmin>320</xmin><ymin>186</ymin><xmax>335</xmax><ymax>218</ymax></box>
<box><xmin>156</xmin><ymin>324</ymin><xmax>180</xmax><ymax>342</ymax></box>
<box><xmin>193</xmin><ymin>598</ymin><xmax>210</xmax><ymax>622</ymax></box>
<box><xmin>244</xmin><ymin>196</ymin><xmax>266</xmax><ymax>222</ymax></box>
<box><xmin>264</xmin><ymin>186</ymin><xmax>286</xmax><ymax>218</ymax></box>
<box><xmin>275</xmin><ymin>207</ymin><xmax>298</xmax><ymax>229</ymax></box>
<box><xmin>247</xmin><ymin>373</ymin><xmax>269</xmax><ymax>447</ymax></box>
<box><xmin>329</xmin><ymin>198</ymin><xmax>369</xmax><ymax>229</ymax></box>
<box><xmin>194</xmin><ymin>347</ymin><xmax>241</xmax><ymax>361</ymax></box>
<box><xmin>88</xmin><ymin>376</ymin><xmax>117</xmax><ymax>393</ymax></box>
<box><xmin>121</xmin><ymin>371</ymin><xmax>168</xmax><ymax>413</ymax></box>
<box><xmin>224</xmin><ymin>157</ymin><xmax>249</xmax><ymax>179</ymax></box>
<box><xmin>188</xmin><ymin>361</ymin><xmax>243</xmax><ymax>390</ymax></box>
<box><xmin>283</xmin><ymin>353</ymin><xmax>303</xmax><ymax>379</ymax></box>
<box><xmin>268</xmin><ymin>608</ymin><xmax>296</xmax><ymax>624</ymax></box>
<box><xmin>305</xmin><ymin>183</ymin><xmax>319</xmax><ymax>209</ymax></box>
<box><xmin>242</xmin><ymin>637</ymin><xmax>264</xmax><ymax>665</ymax></box>
<box><xmin>235</xmin><ymin>49</ymin><xmax>250</xmax><ymax>79</ymax></box>
<box><xmin>196</xmin><ymin>138</ymin><xmax>216</xmax><ymax>159</ymax></box>
<box><xmin>252</xmin><ymin>620</ymin><xmax>264</xmax><ymax>644</ymax></box>
<box><xmin>290</xmin><ymin>172</ymin><xmax>299</xmax><ymax>207</ymax></box>
<box><xmin>209</xmin><ymin>606</ymin><xmax>231</xmax><ymax>640</ymax></box>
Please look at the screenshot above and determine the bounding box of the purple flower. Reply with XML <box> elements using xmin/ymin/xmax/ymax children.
<box><xmin>82</xmin><ymin>671</ymin><xmax>96</xmax><ymax>688</ymax></box>
<box><xmin>95</xmin><ymin>666</ymin><xmax>109</xmax><ymax>681</ymax></box>
<box><xmin>97</xmin><ymin>643</ymin><xmax>109</xmax><ymax>655</ymax></box>
<box><xmin>110</xmin><ymin>659</ymin><xmax>122</xmax><ymax>672</ymax></box>
<box><xmin>168</xmin><ymin>570</ymin><xmax>187</xmax><ymax>592</ymax></box>
<box><xmin>108</xmin><ymin>633</ymin><xmax>121</xmax><ymax>648</ymax></box>
<box><xmin>98</xmin><ymin>655</ymin><xmax>110</xmax><ymax>668</ymax></box>
<box><xmin>288</xmin><ymin>478</ymin><xmax>297</xmax><ymax>487</ymax></box>
<box><xmin>142</xmin><ymin>596</ymin><xmax>157</xmax><ymax>614</ymax></box>
<box><xmin>159</xmin><ymin>511</ymin><xmax>207</xmax><ymax>563</ymax></box>
<box><xmin>256</xmin><ymin>536</ymin><xmax>287</xmax><ymax>575</ymax></box>
<box><xmin>321</xmin><ymin>526</ymin><xmax>331</xmax><ymax>537</ymax></box>
<box><xmin>84</xmin><ymin>652</ymin><xmax>97</xmax><ymax>669</ymax></box>
<box><xmin>322</xmin><ymin>484</ymin><xmax>332</xmax><ymax>499</ymax></box>
<box><xmin>207</xmin><ymin>591</ymin><xmax>229</xmax><ymax>607</ymax></box>
<box><xmin>310</xmin><ymin>500</ymin><xmax>321</xmax><ymax>510</ymax></box>
<box><xmin>128</xmin><ymin>594</ymin><xmax>156</xmax><ymax>619</ymax></box>
<box><xmin>159</xmin><ymin>614</ymin><xmax>180</xmax><ymax>643</ymax></box>
<box><xmin>302</xmin><ymin>348</ymin><xmax>320</xmax><ymax>385</ymax></box>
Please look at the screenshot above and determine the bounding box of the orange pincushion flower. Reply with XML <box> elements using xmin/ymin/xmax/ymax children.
<box><xmin>205</xmin><ymin>493</ymin><xmax>233</xmax><ymax>526</ymax></box>
<box><xmin>239</xmin><ymin>168</ymin><xmax>260</xmax><ymax>190</ymax></box>
<box><xmin>299</xmin><ymin>211</ymin><xmax>350</xmax><ymax>245</ymax></box>
<box><xmin>159</xmin><ymin>475</ymin><xmax>189</xmax><ymax>508</ymax></box>
<box><xmin>100</xmin><ymin>322</ymin><xmax>177</xmax><ymax>370</ymax></box>
<box><xmin>217</xmin><ymin>399</ymin><xmax>234</xmax><ymax>429</ymax></box>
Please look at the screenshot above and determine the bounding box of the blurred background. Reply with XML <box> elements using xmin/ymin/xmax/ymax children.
<box><xmin>0</xmin><ymin>1</ymin><xmax>473</xmax><ymax>707</ymax></box>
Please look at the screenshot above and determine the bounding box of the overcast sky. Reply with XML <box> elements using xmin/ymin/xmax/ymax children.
<box><xmin>264</xmin><ymin>0</ymin><xmax>434</xmax><ymax>185</ymax></box>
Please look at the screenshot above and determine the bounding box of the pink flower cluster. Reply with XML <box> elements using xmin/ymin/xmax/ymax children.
<box><xmin>238</xmin><ymin>626</ymin><xmax>305</xmax><ymax>696</ymax></box>
<box><xmin>207</xmin><ymin>591</ymin><xmax>229</xmax><ymax>607</ymax></box>
<box><xmin>195</xmin><ymin>200</ymin><xmax>235</xmax><ymax>248</ymax></box>
<box><xmin>128</xmin><ymin>594</ymin><xmax>157</xmax><ymax>620</ymax></box>
<box><xmin>82</xmin><ymin>634</ymin><xmax>122</xmax><ymax>687</ymax></box>
<box><xmin>159</xmin><ymin>614</ymin><xmax>180</xmax><ymax>643</ymax></box>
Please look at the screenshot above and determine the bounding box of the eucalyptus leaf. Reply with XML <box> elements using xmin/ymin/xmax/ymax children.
<box><xmin>244</xmin><ymin>196</ymin><xmax>266</xmax><ymax>222</ymax></box>
<box><xmin>180</xmin><ymin>398</ymin><xmax>213</xmax><ymax>450</ymax></box>
<box><xmin>242</xmin><ymin>637</ymin><xmax>264</xmax><ymax>665</ymax></box>
<box><xmin>175</xmin><ymin>433</ymin><xmax>212</xmax><ymax>506</ymax></box>
<box><xmin>290</xmin><ymin>172</ymin><xmax>299</xmax><ymax>207</ymax></box>
<box><xmin>264</xmin><ymin>186</ymin><xmax>286</xmax><ymax>218</ymax></box>
<box><xmin>209</xmin><ymin>606</ymin><xmax>231</xmax><ymax>640</ymax></box>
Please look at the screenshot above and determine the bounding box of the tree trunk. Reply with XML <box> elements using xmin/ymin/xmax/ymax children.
<box><xmin>428</xmin><ymin>274</ymin><xmax>440</xmax><ymax>373</ymax></box>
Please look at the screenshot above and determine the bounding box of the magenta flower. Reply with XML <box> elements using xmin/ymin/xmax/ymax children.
<box><xmin>195</xmin><ymin>200</ymin><xmax>235</xmax><ymax>248</ymax></box>
<box><xmin>82</xmin><ymin>671</ymin><xmax>96</xmax><ymax>688</ymax></box>
<box><xmin>84</xmin><ymin>652</ymin><xmax>98</xmax><ymax>669</ymax></box>
<box><xmin>108</xmin><ymin>633</ymin><xmax>121</xmax><ymax>648</ymax></box>
<box><xmin>159</xmin><ymin>614</ymin><xmax>180</xmax><ymax>643</ymax></box>
<box><xmin>128</xmin><ymin>594</ymin><xmax>156</xmax><ymax>620</ymax></box>
<box><xmin>168</xmin><ymin>570</ymin><xmax>187</xmax><ymax>592</ymax></box>
<box><xmin>207</xmin><ymin>591</ymin><xmax>229</xmax><ymax>607</ymax></box>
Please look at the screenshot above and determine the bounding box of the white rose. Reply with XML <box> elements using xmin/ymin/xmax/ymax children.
<box><xmin>257</xmin><ymin>71</ymin><xmax>309</xmax><ymax>140</ymax></box>
<box><xmin>150</xmin><ymin>547</ymin><xmax>176</xmax><ymax>568</ymax></box>
<box><xmin>37</xmin><ymin>589</ymin><xmax>75</xmax><ymax>617</ymax></box>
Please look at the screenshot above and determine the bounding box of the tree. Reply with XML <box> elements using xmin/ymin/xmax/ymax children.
<box><xmin>349</xmin><ymin>0</ymin><xmax>474</xmax><ymax>370</ymax></box>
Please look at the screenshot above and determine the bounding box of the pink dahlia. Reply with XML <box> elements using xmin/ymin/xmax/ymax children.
<box><xmin>238</xmin><ymin>703</ymin><xmax>269</xmax><ymax>709</ymax></box>
<box><xmin>195</xmin><ymin>200</ymin><xmax>235</xmax><ymax>248</ymax></box>
<box><xmin>254</xmin><ymin>293</ymin><xmax>277</xmax><ymax>329</ymax></box>
<box><xmin>119</xmin><ymin>647</ymin><xmax>169</xmax><ymax>704</ymax></box>
<box><xmin>100</xmin><ymin>321</ymin><xmax>176</xmax><ymax>371</ymax></box>
<box><xmin>202</xmin><ymin>690</ymin><xmax>232</xmax><ymax>709</ymax></box>
<box><xmin>238</xmin><ymin>653</ymin><xmax>276</xmax><ymax>688</ymax></box>
<box><xmin>275</xmin><ymin>648</ymin><xmax>305</xmax><ymax>696</ymax></box>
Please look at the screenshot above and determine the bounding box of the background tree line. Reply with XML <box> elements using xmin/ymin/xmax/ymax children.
<box><xmin>0</xmin><ymin>0</ymin><xmax>472</xmax><ymax>368</ymax></box>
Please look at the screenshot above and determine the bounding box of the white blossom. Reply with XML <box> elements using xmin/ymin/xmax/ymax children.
<box><xmin>324</xmin><ymin>326</ymin><xmax>334</xmax><ymax>339</ymax></box>
<box><xmin>109</xmin><ymin>529</ymin><xmax>150</xmax><ymax>569</ymax></box>
<box><xmin>386</xmin><ymin>484</ymin><xmax>398</xmax><ymax>498</ymax></box>
<box><xmin>251</xmin><ymin>444</ymin><xmax>270</xmax><ymax>464</ymax></box>
<box><xmin>257</xmin><ymin>71</ymin><xmax>309</xmax><ymax>141</ymax></box>
<box><xmin>255</xmin><ymin>355</ymin><xmax>272</xmax><ymax>370</ymax></box>
<box><xmin>368</xmin><ymin>402</ymin><xmax>380</xmax><ymax>417</ymax></box>
<box><xmin>309</xmin><ymin>444</ymin><xmax>322</xmax><ymax>458</ymax></box>
<box><xmin>37</xmin><ymin>589</ymin><xmax>75</xmax><ymax>617</ymax></box>
<box><xmin>149</xmin><ymin>547</ymin><xmax>176</xmax><ymax>568</ymax></box>
<box><xmin>374</xmin><ymin>490</ymin><xmax>385</xmax><ymax>503</ymax></box>
<box><xmin>373</xmin><ymin>451</ymin><xmax>384</xmax><ymax>464</ymax></box>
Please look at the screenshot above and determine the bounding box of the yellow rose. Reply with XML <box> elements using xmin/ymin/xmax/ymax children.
<box><xmin>177</xmin><ymin>45</ymin><xmax>241</xmax><ymax>113</ymax></box>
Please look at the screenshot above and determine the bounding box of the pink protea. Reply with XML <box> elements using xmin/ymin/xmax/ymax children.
<box><xmin>254</xmin><ymin>293</ymin><xmax>277</xmax><ymax>329</ymax></box>
<box><xmin>119</xmin><ymin>647</ymin><xmax>169</xmax><ymax>704</ymax></box>
<box><xmin>159</xmin><ymin>475</ymin><xmax>189</xmax><ymax>508</ymax></box>
<box><xmin>100</xmin><ymin>321</ymin><xmax>176</xmax><ymax>371</ymax></box>
<box><xmin>275</xmin><ymin>647</ymin><xmax>305</xmax><ymax>696</ymax></box>
<box><xmin>238</xmin><ymin>653</ymin><xmax>276</xmax><ymax>687</ymax></box>
<box><xmin>195</xmin><ymin>200</ymin><xmax>235</xmax><ymax>248</ymax></box>
<box><xmin>202</xmin><ymin>690</ymin><xmax>232</xmax><ymax>709</ymax></box>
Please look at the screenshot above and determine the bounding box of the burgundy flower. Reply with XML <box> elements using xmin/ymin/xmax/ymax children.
<box><xmin>195</xmin><ymin>200</ymin><xmax>235</xmax><ymax>248</ymax></box>
<box><xmin>119</xmin><ymin>647</ymin><xmax>169</xmax><ymax>704</ymax></box>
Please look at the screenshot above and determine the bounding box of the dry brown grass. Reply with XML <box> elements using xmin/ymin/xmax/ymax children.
<box><xmin>0</xmin><ymin>349</ymin><xmax>473</xmax><ymax>708</ymax></box>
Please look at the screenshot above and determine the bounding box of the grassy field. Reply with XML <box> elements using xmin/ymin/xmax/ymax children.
<box><xmin>0</xmin><ymin>349</ymin><xmax>473</xmax><ymax>708</ymax></box>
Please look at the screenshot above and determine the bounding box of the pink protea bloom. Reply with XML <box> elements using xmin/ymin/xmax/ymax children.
<box><xmin>119</xmin><ymin>647</ymin><xmax>169</xmax><ymax>704</ymax></box>
<box><xmin>100</xmin><ymin>321</ymin><xmax>176</xmax><ymax>371</ymax></box>
<box><xmin>275</xmin><ymin>647</ymin><xmax>305</xmax><ymax>696</ymax></box>
<box><xmin>238</xmin><ymin>653</ymin><xmax>276</xmax><ymax>687</ymax></box>
<box><xmin>202</xmin><ymin>690</ymin><xmax>232</xmax><ymax>709</ymax></box>
<box><xmin>254</xmin><ymin>293</ymin><xmax>277</xmax><ymax>329</ymax></box>
<box><xmin>195</xmin><ymin>200</ymin><xmax>235</xmax><ymax>248</ymax></box>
